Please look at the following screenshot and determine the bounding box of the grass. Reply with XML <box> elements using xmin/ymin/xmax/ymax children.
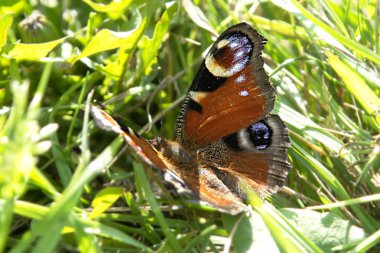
<box><xmin>1</xmin><ymin>0</ymin><xmax>380</xmax><ymax>252</ymax></box>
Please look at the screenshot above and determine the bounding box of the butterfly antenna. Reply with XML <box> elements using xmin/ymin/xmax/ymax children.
<box><xmin>145</xmin><ymin>66</ymin><xmax>166</xmax><ymax>134</ymax></box>
<box><xmin>92</xmin><ymin>99</ymin><xmax>106</xmax><ymax>110</ymax></box>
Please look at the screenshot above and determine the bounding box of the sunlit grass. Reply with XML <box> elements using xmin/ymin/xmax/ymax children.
<box><xmin>0</xmin><ymin>0</ymin><xmax>379</xmax><ymax>252</ymax></box>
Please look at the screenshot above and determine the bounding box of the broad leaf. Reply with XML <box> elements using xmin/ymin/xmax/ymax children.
<box><xmin>4</xmin><ymin>38</ymin><xmax>66</xmax><ymax>61</ymax></box>
<box><xmin>0</xmin><ymin>13</ymin><xmax>13</xmax><ymax>49</ymax></box>
<box><xmin>136</xmin><ymin>1</ymin><xmax>177</xmax><ymax>75</ymax></box>
<box><xmin>68</xmin><ymin>13</ymin><xmax>144</xmax><ymax>64</ymax></box>
<box><xmin>223</xmin><ymin>209</ymin><xmax>366</xmax><ymax>252</ymax></box>
<box><xmin>281</xmin><ymin>208</ymin><xmax>366</xmax><ymax>251</ymax></box>
<box><xmin>222</xmin><ymin>212</ymin><xmax>280</xmax><ymax>253</ymax></box>
<box><xmin>82</xmin><ymin>0</ymin><xmax>133</xmax><ymax>13</ymax></box>
<box><xmin>90</xmin><ymin>187</ymin><xmax>123</xmax><ymax>219</ymax></box>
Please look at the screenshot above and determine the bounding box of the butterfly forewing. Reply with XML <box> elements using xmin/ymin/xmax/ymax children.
<box><xmin>176</xmin><ymin>23</ymin><xmax>275</xmax><ymax>148</ymax></box>
<box><xmin>90</xmin><ymin>106</ymin><xmax>169</xmax><ymax>171</ymax></box>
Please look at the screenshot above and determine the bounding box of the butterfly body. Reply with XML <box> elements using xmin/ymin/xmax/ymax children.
<box><xmin>91</xmin><ymin>22</ymin><xmax>291</xmax><ymax>214</ymax></box>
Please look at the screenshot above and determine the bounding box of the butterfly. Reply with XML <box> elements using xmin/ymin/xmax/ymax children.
<box><xmin>91</xmin><ymin>22</ymin><xmax>291</xmax><ymax>214</ymax></box>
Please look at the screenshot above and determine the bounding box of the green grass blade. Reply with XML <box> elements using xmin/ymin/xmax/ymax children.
<box><xmin>133</xmin><ymin>162</ymin><xmax>182</xmax><ymax>252</ymax></box>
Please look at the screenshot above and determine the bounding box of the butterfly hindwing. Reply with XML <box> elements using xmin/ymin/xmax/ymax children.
<box><xmin>220</xmin><ymin>114</ymin><xmax>291</xmax><ymax>198</ymax></box>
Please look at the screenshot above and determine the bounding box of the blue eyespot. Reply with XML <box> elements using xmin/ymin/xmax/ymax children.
<box><xmin>248</xmin><ymin>121</ymin><xmax>272</xmax><ymax>150</ymax></box>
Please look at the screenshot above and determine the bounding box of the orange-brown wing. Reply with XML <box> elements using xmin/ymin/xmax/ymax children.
<box><xmin>175</xmin><ymin>23</ymin><xmax>275</xmax><ymax>148</ymax></box>
<box><xmin>90</xmin><ymin>106</ymin><xmax>169</xmax><ymax>171</ymax></box>
<box><xmin>169</xmin><ymin>115</ymin><xmax>290</xmax><ymax>213</ymax></box>
<box><xmin>219</xmin><ymin>115</ymin><xmax>291</xmax><ymax>198</ymax></box>
<box><xmin>91</xmin><ymin>106</ymin><xmax>246</xmax><ymax>214</ymax></box>
<box><xmin>174</xmin><ymin>166</ymin><xmax>248</xmax><ymax>214</ymax></box>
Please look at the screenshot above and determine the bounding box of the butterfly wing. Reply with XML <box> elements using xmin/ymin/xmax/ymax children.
<box><xmin>181</xmin><ymin>166</ymin><xmax>248</xmax><ymax>214</ymax></box>
<box><xmin>175</xmin><ymin>23</ymin><xmax>291</xmax><ymax>205</ymax></box>
<box><xmin>91</xmin><ymin>106</ymin><xmax>247</xmax><ymax>213</ymax></box>
<box><xmin>176</xmin><ymin>23</ymin><xmax>275</xmax><ymax>147</ymax></box>
<box><xmin>220</xmin><ymin>115</ymin><xmax>291</xmax><ymax>198</ymax></box>
<box><xmin>90</xmin><ymin>106</ymin><xmax>169</xmax><ymax>171</ymax></box>
<box><xmin>177</xmin><ymin>115</ymin><xmax>290</xmax><ymax>213</ymax></box>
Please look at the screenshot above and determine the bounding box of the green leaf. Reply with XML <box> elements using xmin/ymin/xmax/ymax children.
<box><xmin>0</xmin><ymin>199</ymin><xmax>13</xmax><ymax>252</ymax></box>
<box><xmin>70</xmin><ymin>216</ymin><xmax>102</xmax><ymax>253</ymax></box>
<box><xmin>222</xmin><ymin>213</ymin><xmax>280</xmax><ymax>253</ymax></box>
<box><xmin>68</xmin><ymin>13</ymin><xmax>145</xmax><ymax>64</ymax></box>
<box><xmin>182</xmin><ymin>0</ymin><xmax>216</xmax><ymax>36</ymax></box>
<box><xmin>0</xmin><ymin>2</ymin><xmax>25</xmax><ymax>16</ymax></box>
<box><xmin>350</xmin><ymin>229</ymin><xmax>380</xmax><ymax>253</ymax></box>
<box><xmin>29</xmin><ymin>168</ymin><xmax>59</xmax><ymax>198</ymax></box>
<box><xmin>14</xmin><ymin>201</ymin><xmax>49</xmax><ymax>220</ymax></box>
<box><xmin>4</xmin><ymin>38</ymin><xmax>66</xmax><ymax>61</ymax></box>
<box><xmin>246</xmin><ymin>192</ymin><xmax>323</xmax><ymax>253</ymax></box>
<box><xmin>0</xmin><ymin>13</ymin><xmax>13</xmax><ymax>49</ymax></box>
<box><xmin>90</xmin><ymin>186</ymin><xmax>123</xmax><ymax>219</ymax></box>
<box><xmin>82</xmin><ymin>0</ymin><xmax>133</xmax><ymax>13</ymax></box>
<box><xmin>281</xmin><ymin>209</ymin><xmax>366</xmax><ymax>251</ymax></box>
<box><xmin>79</xmin><ymin>218</ymin><xmax>150</xmax><ymax>251</ymax></box>
<box><xmin>137</xmin><ymin>1</ymin><xmax>177</xmax><ymax>75</ymax></box>
<box><xmin>69</xmin><ymin>29</ymin><xmax>132</xmax><ymax>63</ymax></box>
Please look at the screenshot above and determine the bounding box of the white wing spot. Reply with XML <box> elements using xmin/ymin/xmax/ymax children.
<box><xmin>239</xmin><ymin>90</ymin><xmax>249</xmax><ymax>97</ymax></box>
<box><xmin>229</xmin><ymin>41</ymin><xmax>239</xmax><ymax>48</ymax></box>
<box><xmin>236</xmin><ymin>74</ymin><xmax>246</xmax><ymax>84</ymax></box>
<box><xmin>230</xmin><ymin>62</ymin><xmax>244</xmax><ymax>74</ymax></box>
<box><xmin>235</xmin><ymin>50</ymin><xmax>244</xmax><ymax>58</ymax></box>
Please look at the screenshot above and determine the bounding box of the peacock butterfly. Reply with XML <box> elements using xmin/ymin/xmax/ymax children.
<box><xmin>91</xmin><ymin>22</ymin><xmax>291</xmax><ymax>214</ymax></box>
